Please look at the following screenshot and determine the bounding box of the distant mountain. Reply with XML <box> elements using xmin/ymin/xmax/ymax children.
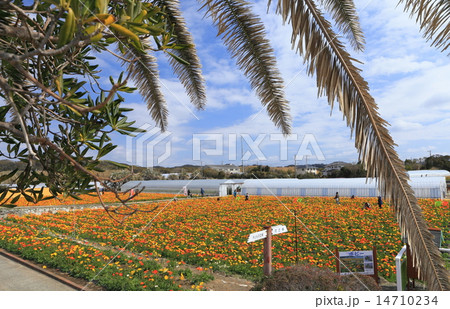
<box><xmin>0</xmin><ymin>159</ymin><xmax>29</xmax><ymax>171</ymax></box>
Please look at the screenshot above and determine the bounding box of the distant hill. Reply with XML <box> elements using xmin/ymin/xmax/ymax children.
<box><xmin>0</xmin><ymin>159</ymin><xmax>29</xmax><ymax>172</ymax></box>
<box><xmin>0</xmin><ymin>159</ymin><xmax>147</xmax><ymax>183</ymax></box>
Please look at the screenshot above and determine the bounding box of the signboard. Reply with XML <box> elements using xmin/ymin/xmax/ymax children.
<box><xmin>272</xmin><ymin>225</ymin><xmax>288</xmax><ymax>236</ymax></box>
<box><xmin>428</xmin><ymin>228</ymin><xmax>442</xmax><ymax>248</ymax></box>
<box><xmin>247</xmin><ymin>225</ymin><xmax>288</xmax><ymax>243</ymax></box>
<box><xmin>338</xmin><ymin>250</ymin><xmax>375</xmax><ymax>275</ymax></box>
<box><xmin>247</xmin><ymin>230</ymin><xmax>267</xmax><ymax>243</ymax></box>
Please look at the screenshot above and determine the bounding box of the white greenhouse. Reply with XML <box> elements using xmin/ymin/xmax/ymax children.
<box><xmin>122</xmin><ymin>174</ymin><xmax>447</xmax><ymax>199</ymax></box>
<box><xmin>407</xmin><ymin>170</ymin><xmax>450</xmax><ymax>178</ymax></box>
<box><xmin>240</xmin><ymin>177</ymin><xmax>447</xmax><ymax>199</ymax></box>
<box><xmin>121</xmin><ymin>179</ymin><xmax>245</xmax><ymax>196</ymax></box>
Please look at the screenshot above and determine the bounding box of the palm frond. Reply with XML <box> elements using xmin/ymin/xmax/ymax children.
<box><xmin>272</xmin><ymin>0</ymin><xmax>449</xmax><ymax>290</ymax></box>
<box><xmin>399</xmin><ymin>0</ymin><xmax>450</xmax><ymax>53</ymax></box>
<box><xmin>200</xmin><ymin>0</ymin><xmax>291</xmax><ymax>134</ymax></box>
<box><xmin>122</xmin><ymin>41</ymin><xmax>168</xmax><ymax>131</ymax></box>
<box><xmin>153</xmin><ymin>0</ymin><xmax>207</xmax><ymax>110</ymax></box>
<box><xmin>319</xmin><ymin>0</ymin><xmax>365</xmax><ymax>51</ymax></box>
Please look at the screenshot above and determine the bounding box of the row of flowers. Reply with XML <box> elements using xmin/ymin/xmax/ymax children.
<box><xmin>2</xmin><ymin>196</ymin><xmax>448</xmax><ymax>284</ymax></box>
<box><xmin>9</xmin><ymin>192</ymin><xmax>176</xmax><ymax>207</ymax></box>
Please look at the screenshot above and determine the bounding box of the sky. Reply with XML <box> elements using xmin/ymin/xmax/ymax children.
<box><xmin>8</xmin><ymin>0</ymin><xmax>450</xmax><ymax>168</ymax></box>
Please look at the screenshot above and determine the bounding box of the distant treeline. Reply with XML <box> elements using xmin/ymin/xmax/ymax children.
<box><xmin>405</xmin><ymin>155</ymin><xmax>450</xmax><ymax>171</ymax></box>
<box><xmin>1</xmin><ymin>155</ymin><xmax>448</xmax><ymax>184</ymax></box>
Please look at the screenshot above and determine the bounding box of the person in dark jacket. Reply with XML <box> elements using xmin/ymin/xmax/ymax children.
<box><xmin>378</xmin><ymin>196</ymin><xmax>383</xmax><ymax>208</ymax></box>
<box><xmin>334</xmin><ymin>192</ymin><xmax>340</xmax><ymax>204</ymax></box>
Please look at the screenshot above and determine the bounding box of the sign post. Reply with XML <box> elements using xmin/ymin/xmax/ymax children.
<box><xmin>263</xmin><ymin>226</ymin><xmax>272</xmax><ymax>276</ymax></box>
<box><xmin>247</xmin><ymin>225</ymin><xmax>288</xmax><ymax>277</ymax></box>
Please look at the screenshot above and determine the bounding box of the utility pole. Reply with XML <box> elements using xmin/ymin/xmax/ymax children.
<box><xmin>294</xmin><ymin>155</ymin><xmax>297</xmax><ymax>178</ymax></box>
<box><xmin>294</xmin><ymin>210</ymin><xmax>298</xmax><ymax>265</ymax></box>
<box><xmin>241</xmin><ymin>136</ymin><xmax>245</xmax><ymax>173</ymax></box>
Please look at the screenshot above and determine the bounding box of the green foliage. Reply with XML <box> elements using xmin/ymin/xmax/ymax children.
<box><xmin>189</xmin><ymin>271</ymin><xmax>214</xmax><ymax>285</ymax></box>
<box><xmin>425</xmin><ymin>155</ymin><xmax>450</xmax><ymax>171</ymax></box>
<box><xmin>327</xmin><ymin>164</ymin><xmax>367</xmax><ymax>178</ymax></box>
<box><xmin>0</xmin><ymin>0</ymin><xmax>189</xmax><ymax>206</ymax></box>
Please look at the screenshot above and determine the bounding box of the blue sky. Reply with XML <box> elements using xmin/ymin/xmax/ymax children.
<box><xmin>104</xmin><ymin>0</ymin><xmax>449</xmax><ymax>168</ymax></box>
<box><xmin>10</xmin><ymin>0</ymin><xmax>450</xmax><ymax>168</ymax></box>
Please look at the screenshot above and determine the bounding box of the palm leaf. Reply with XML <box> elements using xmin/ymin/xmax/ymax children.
<box><xmin>153</xmin><ymin>0</ymin><xmax>207</xmax><ymax>109</ymax></box>
<box><xmin>271</xmin><ymin>0</ymin><xmax>449</xmax><ymax>290</ymax></box>
<box><xmin>399</xmin><ymin>0</ymin><xmax>450</xmax><ymax>53</ymax></box>
<box><xmin>122</xmin><ymin>41</ymin><xmax>168</xmax><ymax>131</ymax></box>
<box><xmin>319</xmin><ymin>0</ymin><xmax>365</xmax><ymax>51</ymax></box>
<box><xmin>200</xmin><ymin>0</ymin><xmax>291</xmax><ymax>134</ymax></box>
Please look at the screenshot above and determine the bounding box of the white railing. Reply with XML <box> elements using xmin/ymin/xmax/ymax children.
<box><xmin>395</xmin><ymin>245</ymin><xmax>407</xmax><ymax>291</ymax></box>
<box><xmin>395</xmin><ymin>246</ymin><xmax>449</xmax><ymax>291</ymax></box>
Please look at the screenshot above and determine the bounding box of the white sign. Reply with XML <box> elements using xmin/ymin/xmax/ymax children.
<box><xmin>272</xmin><ymin>225</ymin><xmax>288</xmax><ymax>236</ymax></box>
<box><xmin>247</xmin><ymin>225</ymin><xmax>288</xmax><ymax>243</ymax></box>
<box><xmin>247</xmin><ymin>230</ymin><xmax>267</xmax><ymax>243</ymax></box>
<box><xmin>339</xmin><ymin>250</ymin><xmax>374</xmax><ymax>275</ymax></box>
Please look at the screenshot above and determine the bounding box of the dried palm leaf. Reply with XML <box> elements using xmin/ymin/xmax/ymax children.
<box><xmin>153</xmin><ymin>0</ymin><xmax>207</xmax><ymax>109</ymax></box>
<box><xmin>271</xmin><ymin>0</ymin><xmax>449</xmax><ymax>290</ymax></box>
<box><xmin>399</xmin><ymin>0</ymin><xmax>450</xmax><ymax>53</ymax></box>
<box><xmin>319</xmin><ymin>0</ymin><xmax>365</xmax><ymax>51</ymax></box>
<box><xmin>200</xmin><ymin>0</ymin><xmax>291</xmax><ymax>134</ymax></box>
<box><xmin>122</xmin><ymin>41</ymin><xmax>168</xmax><ymax>131</ymax></box>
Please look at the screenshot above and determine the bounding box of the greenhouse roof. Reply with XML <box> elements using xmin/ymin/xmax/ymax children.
<box><xmin>122</xmin><ymin>175</ymin><xmax>446</xmax><ymax>192</ymax></box>
<box><xmin>242</xmin><ymin>178</ymin><xmax>379</xmax><ymax>189</ymax></box>
<box><xmin>242</xmin><ymin>177</ymin><xmax>445</xmax><ymax>189</ymax></box>
<box><xmin>407</xmin><ymin>170</ymin><xmax>450</xmax><ymax>178</ymax></box>
<box><xmin>121</xmin><ymin>179</ymin><xmax>246</xmax><ymax>191</ymax></box>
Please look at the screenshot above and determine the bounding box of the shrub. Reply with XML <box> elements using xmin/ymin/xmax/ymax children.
<box><xmin>252</xmin><ymin>264</ymin><xmax>381</xmax><ymax>291</ymax></box>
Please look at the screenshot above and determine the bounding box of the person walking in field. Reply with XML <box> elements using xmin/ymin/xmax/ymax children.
<box><xmin>334</xmin><ymin>192</ymin><xmax>340</xmax><ymax>204</ymax></box>
<box><xmin>200</xmin><ymin>188</ymin><xmax>205</xmax><ymax>197</ymax></box>
<box><xmin>245</xmin><ymin>193</ymin><xmax>249</xmax><ymax>201</ymax></box>
<box><xmin>378</xmin><ymin>196</ymin><xmax>383</xmax><ymax>209</ymax></box>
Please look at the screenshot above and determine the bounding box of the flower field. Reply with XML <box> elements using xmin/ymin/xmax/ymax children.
<box><xmin>9</xmin><ymin>192</ymin><xmax>176</xmax><ymax>207</ymax></box>
<box><xmin>0</xmin><ymin>221</ymin><xmax>208</xmax><ymax>291</ymax></box>
<box><xmin>0</xmin><ymin>196</ymin><xmax>448</xmax><ymax>290</ymax></box>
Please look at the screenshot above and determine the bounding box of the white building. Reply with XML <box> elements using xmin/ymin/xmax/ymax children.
<box><xmin>322</xmin><ymin>161</ymin><xmax>351</xmax><ymax>176</ymax></box>
<box><xmin>206</xmin><ymin>164</ymin><xmax>242</xmax><ymax>174</ymax></box>
<box><xmin>296</xmin><ymin>166</ymin><xmax>320</xmax><ymax>175</ymax></box>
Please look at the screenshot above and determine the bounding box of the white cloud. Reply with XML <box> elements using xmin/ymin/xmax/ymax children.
<box><xmin>365</xmin><ymin>56</ymin><xmax>434</xmax><ymax>76</ymax></box>
<box><xmin>104</xmin><ymin>0</ymin><xmax>449</xmax><ymax>166</ymax></box>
